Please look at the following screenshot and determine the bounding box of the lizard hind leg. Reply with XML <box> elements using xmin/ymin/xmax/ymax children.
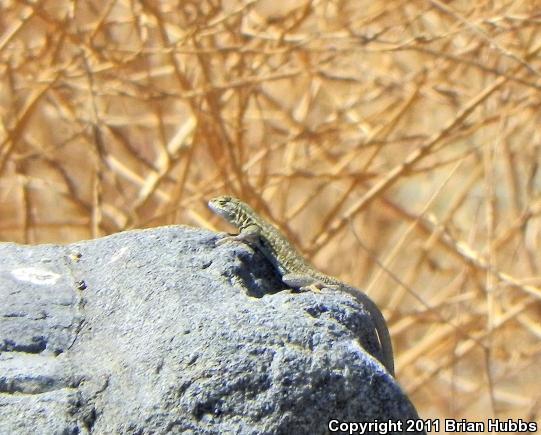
<box><xmin>282</xmin><ymin>273</ymin><xmax>332</xmax><ymax>293</ymax></box>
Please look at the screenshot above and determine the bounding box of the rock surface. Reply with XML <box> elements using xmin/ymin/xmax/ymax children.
<box><xmin>0</xmin><ymin>226</ymin><xmax>425</xmax><ymax>434</ymax></box>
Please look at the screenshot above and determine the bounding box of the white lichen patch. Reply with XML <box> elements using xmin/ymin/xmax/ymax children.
<box><xmin>11</xmin><ymin>267</ymin><xmax>61</xmax><ymax>286</ymax></box>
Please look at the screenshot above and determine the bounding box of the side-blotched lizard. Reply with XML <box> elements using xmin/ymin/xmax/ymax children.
<box><xmin>208</xmin><ymin>195</ymin><xmax>395</xmax><ymax>376</ymax></box>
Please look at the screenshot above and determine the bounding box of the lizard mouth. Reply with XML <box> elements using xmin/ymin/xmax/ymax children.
<box><xmin>208</xmin><ymin>200</ymin><xmax>232</xmax><ymax>220</ymax></box>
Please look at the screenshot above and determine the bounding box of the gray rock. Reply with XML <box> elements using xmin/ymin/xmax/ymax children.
<box><xmin>0</xmin><ymin>226</ymin><xmax>425</xmax><ymax>434</ymax></box>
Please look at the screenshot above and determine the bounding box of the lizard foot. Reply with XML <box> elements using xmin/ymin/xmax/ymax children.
<box><xmin>215</xmin><ymin>231</ymin><xmax>260</xmax><ymax>247</ymax></box>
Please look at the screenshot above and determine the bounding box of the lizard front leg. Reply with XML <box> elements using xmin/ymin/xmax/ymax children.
<box><xmin>215</xmin><ymin>224</ymin><xmax>261</xmax><ymax>246</ymax></box>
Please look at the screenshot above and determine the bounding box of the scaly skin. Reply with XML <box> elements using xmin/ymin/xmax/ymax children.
<box><xmin>208</xmin><ymin>195</ymin><xmax>395</xmax><ymax>376</ymax></box>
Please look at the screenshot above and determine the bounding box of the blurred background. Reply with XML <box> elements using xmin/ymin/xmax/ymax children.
<box><xmin>1</xmin><ymin>0</ymin><xmax>540</xmax><ymax>427</ymax></box>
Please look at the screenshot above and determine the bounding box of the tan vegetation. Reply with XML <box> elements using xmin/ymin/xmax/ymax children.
<box><xmin>1</xmin><ymin>0</ymin><xmax>540</xmax><ymax>427</ymax></box>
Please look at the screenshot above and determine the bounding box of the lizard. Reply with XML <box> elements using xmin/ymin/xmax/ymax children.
<box><xmin>208</xmin><ymin>195</ymin><xmax>395</xmax><ymax>376</ymax></box>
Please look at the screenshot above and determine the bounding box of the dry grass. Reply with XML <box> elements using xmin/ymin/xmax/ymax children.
<box><xmin>1</xmin><ymin>0</ymin><xmax>540</xmax><ymax>427</ymax></box>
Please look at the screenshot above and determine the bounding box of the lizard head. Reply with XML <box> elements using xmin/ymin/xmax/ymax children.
<box><xmin>208</xmin><ymin>195</ymin><xmax>243</xmax><ymax>223</ymax></box>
